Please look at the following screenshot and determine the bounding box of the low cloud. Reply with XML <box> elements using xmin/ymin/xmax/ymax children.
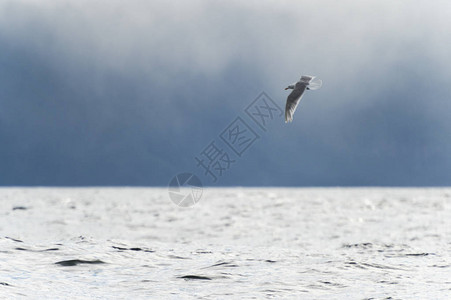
<box><xmin>1</xmin><ymin>1</ymin><xmax>451</xmax><ymax>185</ymax></box>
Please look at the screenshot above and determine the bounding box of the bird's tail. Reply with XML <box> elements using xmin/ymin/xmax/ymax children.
<box><xmin>307</xmin><ymin>78</ymin><xmax>322</xmax><ymax>90</ymax></box>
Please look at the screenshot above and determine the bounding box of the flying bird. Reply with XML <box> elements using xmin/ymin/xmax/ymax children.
<box><xmin>284</xmin><ymin>75</ymin><xmax>322</xmax><ymax>123</ymax></box>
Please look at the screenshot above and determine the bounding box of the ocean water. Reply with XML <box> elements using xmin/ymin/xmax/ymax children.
<box><xmin>0</xmin><ymin>188</ymin><xmax>450</xmax><ymax>299</ymax></box>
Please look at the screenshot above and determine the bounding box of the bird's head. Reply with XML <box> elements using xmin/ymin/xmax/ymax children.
<box><xmin>285</xmin><ymin>84</ymin><xmax>295</xmax><ymax>90</ymax></box>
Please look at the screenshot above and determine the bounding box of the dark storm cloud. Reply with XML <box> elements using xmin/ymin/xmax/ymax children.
<box><xmin>1</xmin><ymin>0</ymin><xmax>451</xmax><ymax>186</ymax></box>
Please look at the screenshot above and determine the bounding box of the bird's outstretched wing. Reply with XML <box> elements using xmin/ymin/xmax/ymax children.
<box><xmin>300</xmin><ymin>75</ymin><xmax>314</xmax><ymax>83</ymax></box>
<box><xmin>285</xmin><ymin>85</ymin><xmax>306</xmax><ymax>123</ymax></box>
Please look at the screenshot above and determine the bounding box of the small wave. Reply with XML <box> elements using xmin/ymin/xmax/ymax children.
<box><xmin>55</xmin><ymin>259</ymin><xmax>106</xmax><ymax>267</ymax></box>
<box><xmin>111</xmin><ymin>246</ymin><xmax>154</xmax><ymax>253</ymax></box>
<box><xmin>178</xmin><ymin>275</ymin><xmax>212</xmax><ymax>281</ymax></box>
<box><xmin>203</xmin><ymin>261</ymin><xmax>239</xmax><ymax>269</ymax></box>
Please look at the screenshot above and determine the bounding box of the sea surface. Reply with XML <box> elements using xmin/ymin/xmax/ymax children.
<box><xmin>0</xmin><ymin>188</ymin><xmax>450</xmax><ymax>299</ymax></box>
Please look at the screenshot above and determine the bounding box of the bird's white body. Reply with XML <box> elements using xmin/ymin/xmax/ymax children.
<box><xmin>284</xmin><ymin>75</ymin><xmax>322</xmax><ymax>123</ymax></box>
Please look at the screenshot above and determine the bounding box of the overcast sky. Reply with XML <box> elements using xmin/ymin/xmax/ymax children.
<box><xmin>1</xmin><ymin>0</ymin><xmax>451</xmax><ymax>186</ymax></box>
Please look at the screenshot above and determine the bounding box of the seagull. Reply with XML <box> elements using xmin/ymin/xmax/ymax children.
<box><xmin>284</xmin><ymin>75</ymin><xmax>322</xmax><ymax>123</ymax></box>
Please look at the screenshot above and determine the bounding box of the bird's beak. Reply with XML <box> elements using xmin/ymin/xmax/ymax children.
<box><xmin>284</xmin><ymin>88</ymin><xmax>288</xmax><ymax>90</ymax></box>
